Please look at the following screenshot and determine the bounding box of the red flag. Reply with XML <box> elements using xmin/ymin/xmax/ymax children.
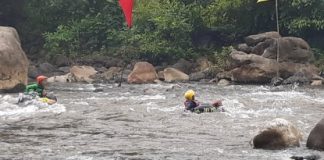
<box><xmin>119</xmin><ymin>0</ymin><xmax>134</xmax><ymax>28</ymax></box>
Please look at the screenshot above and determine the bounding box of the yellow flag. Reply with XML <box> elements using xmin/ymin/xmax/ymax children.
<box><xmin>257</xmin><ymin>0</ymin><xmax>269</xmax><ymax>3</ymax></box>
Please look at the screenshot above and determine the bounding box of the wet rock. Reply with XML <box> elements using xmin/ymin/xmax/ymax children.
<box><xmin>128</xmin><ymin>62</ymin><xmax>158</xmax><ymax>84</ymax></box>
<box><xmin>70</xmin><ymin>66</ymin><xmax>97</xmax><ymax>83</ymax></box>
<box><xmin>307</xmin><ymin>118</ymin><xmax>324</xmax><ymax>151</ymax></box>
<box><xmin>245</xmin><ymin>31</ymin><xmax>281</xmax><ymax>46</ymax></box>
<box><xmin>163</xmin><ymin>68</ymin><xmax>189</xmax><ymax>82</ymax></box>
<box><xmin>217</xmin><ymin>79</ymin><xmax>230</xmax><ymax>86</ymax></box>
<box><xmin>0</xmin><ymin>26</ymin><xmax>29</xmax><ymax>92</ymax></box>
<box><xmin>172</xmin><ymin>58</ymin><xmax>193</xmax><ymax>74</ymax></box>
<box><xmin>271</xmin><ymin>77</ymin><xmax>284</xmax><ymax>86</ymax></box>
<box><xmin>252</xmin><ymin>118</ymin><xmax>302</xmax><ymax>150</ymax></box>
<box><xmin>290</xmin><ymin>155</ymin><xmax>321</xmax><ymax>160</ymax></box>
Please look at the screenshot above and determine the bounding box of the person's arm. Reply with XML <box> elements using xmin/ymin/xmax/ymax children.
<box><xmin>185</xmin><ymin>101</ymin><xmax>198</xmax><ymax>111</ymax></box>
<box><xmin>25</xmin><ymin>84</ymin><xmax>38</xmax><ymax>94</ymax></box>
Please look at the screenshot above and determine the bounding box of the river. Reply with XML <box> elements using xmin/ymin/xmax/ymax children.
<box><xmin>0</xmin><ymin>83</ymin><xmax>323</xmax><ymax>160</ymax></box>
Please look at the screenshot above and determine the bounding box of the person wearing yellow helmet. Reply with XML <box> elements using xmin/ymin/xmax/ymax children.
<box><xmin>184</xmin><ymin>89</ymin><xmax>223</xmax><ymax>113</ymax></box>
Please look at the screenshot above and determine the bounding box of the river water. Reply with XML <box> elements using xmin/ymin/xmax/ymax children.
<box><xmin>0</xmin><ymin>83</ymin><xmax>324</xmax><ymax>160</ymax></box>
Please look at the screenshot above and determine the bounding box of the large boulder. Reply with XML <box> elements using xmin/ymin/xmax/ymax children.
<box><xmin>262</xmin><ymin>37</ymin><xmax>314</xmax><ymax>64</ymax></box>
<box><xmin>245</xmin><ymin>31</ymin><xmax>281</xmax><ymax>46</ymax></box>
<box><xmin>127</xmin><ymin>62</ymin><xmax>158</xmax><ymax>84</ymax></box>
<box><xmin>70</xmin><ymin>66</ymin><xmax>97</xmax><ymax>83</ymax></box>
<box><xmin>307</xmin><ymin>119</ymin><xmax>324</xmax><ymax>151</ymax></box>
<box><xmin>230</xmin><ymin>51</ymin><xmax>319</xmax><ymax>83</ymax></box>
<box><xmin>172</xmin><ymin>58</ymin><xmax>193</xmax><ymax>74</ymax></box>
<box><xmin>0</xmin><ymin>27</ymin><xmax>29</xmax><ymax>92</ymax></box>
<box><xmin>163</xmin><ymin>68</ymin><xmax>189</xmax><ymax>82</ymax></box>
<box><xmin>253</xmin><ymin>118</ymin><xmax>303</xmax><ymax>150</ymax></box>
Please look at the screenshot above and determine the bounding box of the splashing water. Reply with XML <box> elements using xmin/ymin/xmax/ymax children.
<box><xmin>0</xmin><ymin>83</ymin><xmax>324</xmax><ymax>159</ymax></box>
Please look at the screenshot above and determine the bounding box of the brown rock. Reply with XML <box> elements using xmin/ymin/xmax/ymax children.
<box><xmin>307</xmin><ymin>118</ymin><xmax>324</xmax><ymax>151</ymax></box>
<box><xmin>253</xmin><ymin>118</ymin><xmax>303</xmax><ymax>150</ymax></box>
<box><xmin>230</xmin><ymin>51</ymin><xmax>319</xmax><ymax>83</ymax></box>
<box><xmin>0</xmin><ymin>27</ymin><xmax>29</xmax><ymax>92</ymax></box>
<box><xmin>172</xmin><ymin>58</ymin><xmax>193</xmax><ymax>74</ymax></box>
<box><xmin>262</xmin><ymin>37</ymin><xmax>314</xmax><ymax>64</ymax></box>
<box><xmin>70</xmin><ymin>66</ymin><xmax>97</xmax><ymax>83</ymax></box>
<box><xmin>163</xmin><ymin>68</ymin><xmax>189</xmax><ymax>82</ymax></box>
<box><xmin>127</xmin><ymin>62</ymin><xmax>158</xmax><ymax>84</ymax></box>
<box><xmin>245</xmin><ymin>31</ymin><xmax>281</xmax><ymax>46</ymax></box>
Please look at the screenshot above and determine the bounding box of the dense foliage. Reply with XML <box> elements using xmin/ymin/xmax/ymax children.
<box><xmin>0</xmin><ymin>0</ymin><xmax>323</xmax><ymax>64</ymax></box>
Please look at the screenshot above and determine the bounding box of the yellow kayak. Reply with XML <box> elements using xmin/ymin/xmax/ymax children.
<box><xmin>39</xmin><ymin>97</ymin><xmax>57</xmax><ymax>105</ymax></box>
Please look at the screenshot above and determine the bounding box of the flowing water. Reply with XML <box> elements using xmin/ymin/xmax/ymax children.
<box><xmin>0</xmin><ymin>83</ymin><xmax>324</xmax><ymax>160</ymax></box>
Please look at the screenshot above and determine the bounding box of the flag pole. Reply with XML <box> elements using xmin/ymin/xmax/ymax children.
<box><xmin>257</xmin><ymin>0</ymin><xmax>280</xmax><ymax>78</ymax></box>
<box><xmin>275</xmin><ymin>0</ymin><xmax>280</xmax><ymax>78</ymax></box>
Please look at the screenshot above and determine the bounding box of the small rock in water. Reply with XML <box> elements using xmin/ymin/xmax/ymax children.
<box><xmin>290</xmin><ymin>154</ymin><xmax>320</xmax><ymax>160</ymax></box>
<box><xmin>271</xmin><ymin>77</ymin><xmax>283</xmax><ymax>86</ymax></box>
<box><xmin>93</xmin><ymin>88</ymin><xmax>104</xmax><ymax>92</ymax></box>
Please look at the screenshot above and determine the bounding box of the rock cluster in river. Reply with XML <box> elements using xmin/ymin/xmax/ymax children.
<box><xmin>2</xmin><ymin>27</ymin><xmax>324</xmax><ymax>92</ymax></box>
<box><xmin>231</xmin><ymin>31</ymin><xmax>322</xmax><ymax>85</ymax></box>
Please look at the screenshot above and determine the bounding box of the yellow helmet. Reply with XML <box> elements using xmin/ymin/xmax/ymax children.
<box><xmin>184</xmin><ymin>90</ymin><xmax>195</xmax><ymax>100</ymax></box>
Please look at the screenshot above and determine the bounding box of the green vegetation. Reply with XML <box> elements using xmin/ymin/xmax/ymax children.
<box><xmin>0</xmin><ymin>0</ymin><xmax>323</xmax><ymax>66</ymax></box>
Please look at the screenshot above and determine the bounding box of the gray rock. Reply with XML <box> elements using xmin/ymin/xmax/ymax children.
<box><xmin>245</xmin><ymin>31</ymin><xmax>281</xmax><ymax>46</ymax></box>
<box><xmin>307</xmin><ymin>118</ymin><xmax>324</xmax><ymax>151</ymax></box>
<box><xmin>189</xmin><ymin>72</ymin><xmax>205</xmax><ymax>81</ymax></box>
<box><xmin>236</xmin><ymin>43</ymin><xmax>252</xmax><ymax>53</ymax></box>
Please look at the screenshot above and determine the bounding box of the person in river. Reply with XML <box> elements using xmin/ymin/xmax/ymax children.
<box><xmin>18</xmin><ymin>75</ymin><xmax>57</xmax><ymax>105</ymax></box>
<box><xmin>184</xmin><ymin>90</ymin><xmax>224</xmax><ymax>113</ymax></box>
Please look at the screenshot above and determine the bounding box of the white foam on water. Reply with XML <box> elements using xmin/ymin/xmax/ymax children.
<box><xmin>0</xmin><ymin>95</ymin><xmax>66</xmax><ymax>118</ymax></box>
<box><xmin>248</xmin><ymin>90</ymin><xmax>324</xmax><ymax>105</ymax></box>
<box><xmin>66</xmin><ymin>155</ymin><xmax>93</xmax><ymax>160</ymax></box>
<box><xmin>146</xmin><ymin>102</ymin><xmax>181</xmax><ymax>113</ymax></box>
<box><xmin>109</xmin><ymin>94</ymin><xmax>166</xmax><ymax>101</ymax></box>
<box><xmin>70</xmin><ymin>101</ymin><xmax>89</xmax><ymax>105</ymax></box>
<box><xmin>222</xmin><ymin>98</ymin><xmax>293</xmax><ymax>118</ymax></box>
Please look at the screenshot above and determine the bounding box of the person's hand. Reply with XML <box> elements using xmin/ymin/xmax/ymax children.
<box><xmin>212</xmin><ymin>100</ymin><xmax>222</xmax><ymax>108</ymax></box>
<box><xmin>42</xmin><ymin>90</ymin><xmax>47</xmax><ymax>97</ymax></box>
